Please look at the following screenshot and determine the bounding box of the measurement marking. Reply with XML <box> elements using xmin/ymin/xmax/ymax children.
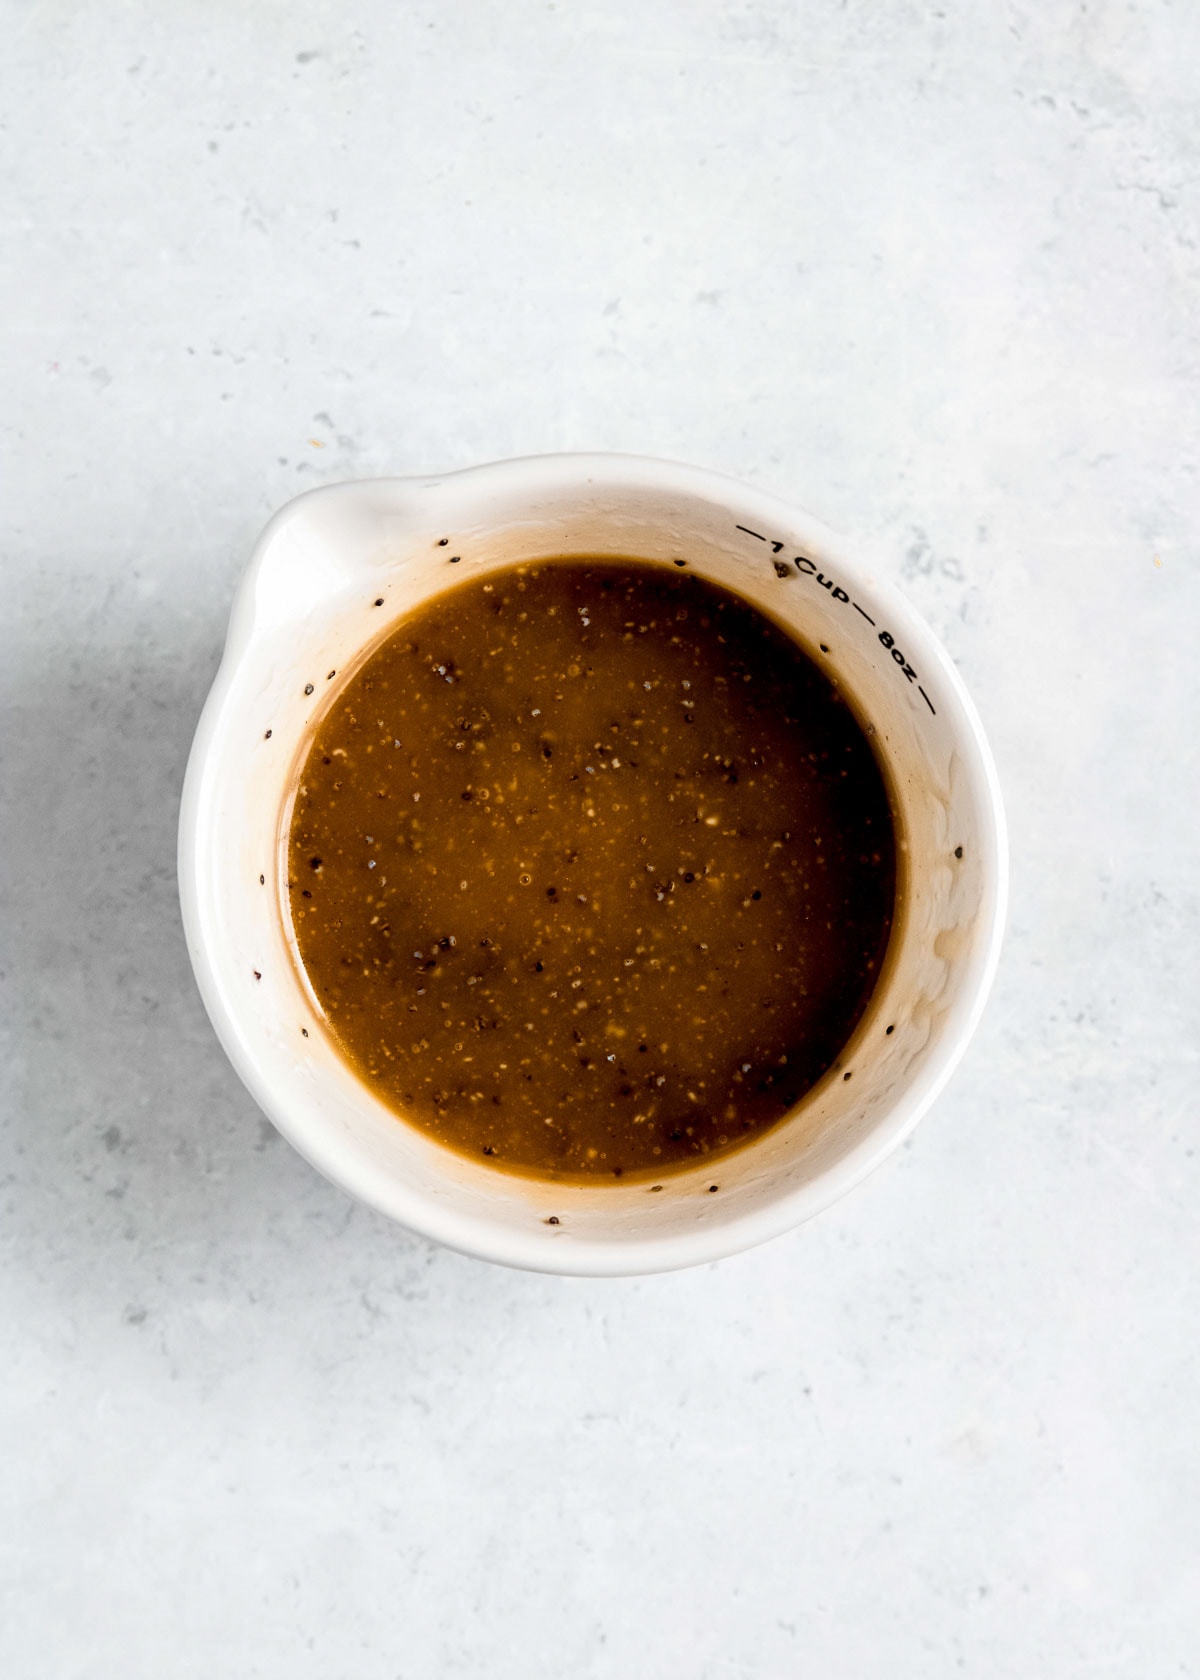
<box><xmin>740</xmin><ymin>521</ymin><xmax>933</xmax><ymax>724</ymax></box>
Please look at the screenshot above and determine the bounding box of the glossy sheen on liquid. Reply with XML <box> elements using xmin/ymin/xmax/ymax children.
<box><xmin>286</xmin><ymin>560</ymin><xmax>896</xmax><ymax>1182</ymax></box>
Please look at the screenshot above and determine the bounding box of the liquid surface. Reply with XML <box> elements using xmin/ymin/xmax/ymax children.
<box><xmin>287</xmin><ymin>559</ymin><xmax>895</xmax><ymax>1182</ymax></box>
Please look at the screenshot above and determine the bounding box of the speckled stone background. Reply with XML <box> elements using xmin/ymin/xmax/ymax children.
<box><xmin>3</xmin><ymin>4</ymin><xmax>1198</xmax><ymax>1676</ymax></box>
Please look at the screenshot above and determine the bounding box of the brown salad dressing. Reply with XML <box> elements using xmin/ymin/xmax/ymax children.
<box><xmin>286</xmin><ymin>559</ymin><xmax>897</xmax><ymax>1182</ymax></box>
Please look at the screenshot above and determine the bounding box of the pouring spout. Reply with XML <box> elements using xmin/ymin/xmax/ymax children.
<box><xmin>226</xmin><ymin>477</ymin><xmax>448</xmax><ymax>655</ymax></box>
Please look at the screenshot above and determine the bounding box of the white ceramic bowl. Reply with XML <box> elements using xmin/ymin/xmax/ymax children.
<box><xmin>179</xmin><ymin>454</ymin><xmax>1007</xmax><ymax>1274</ymax></box>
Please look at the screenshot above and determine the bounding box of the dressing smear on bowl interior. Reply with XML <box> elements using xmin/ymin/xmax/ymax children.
<box><xmin>286</xmin><ymin>558</ymin><xmax>896</xmax><ymax>1183</ymax></box>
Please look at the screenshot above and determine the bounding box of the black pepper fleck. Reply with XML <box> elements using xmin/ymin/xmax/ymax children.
<box><xmin>304</xmin><ymin>683</ymin><xmax>314</xmax><ymax>696</ymax></box>
<box><xmin>954</xmin><ymin>845</ymin><xmax>963</xmax><ymax>859</ymax></box>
